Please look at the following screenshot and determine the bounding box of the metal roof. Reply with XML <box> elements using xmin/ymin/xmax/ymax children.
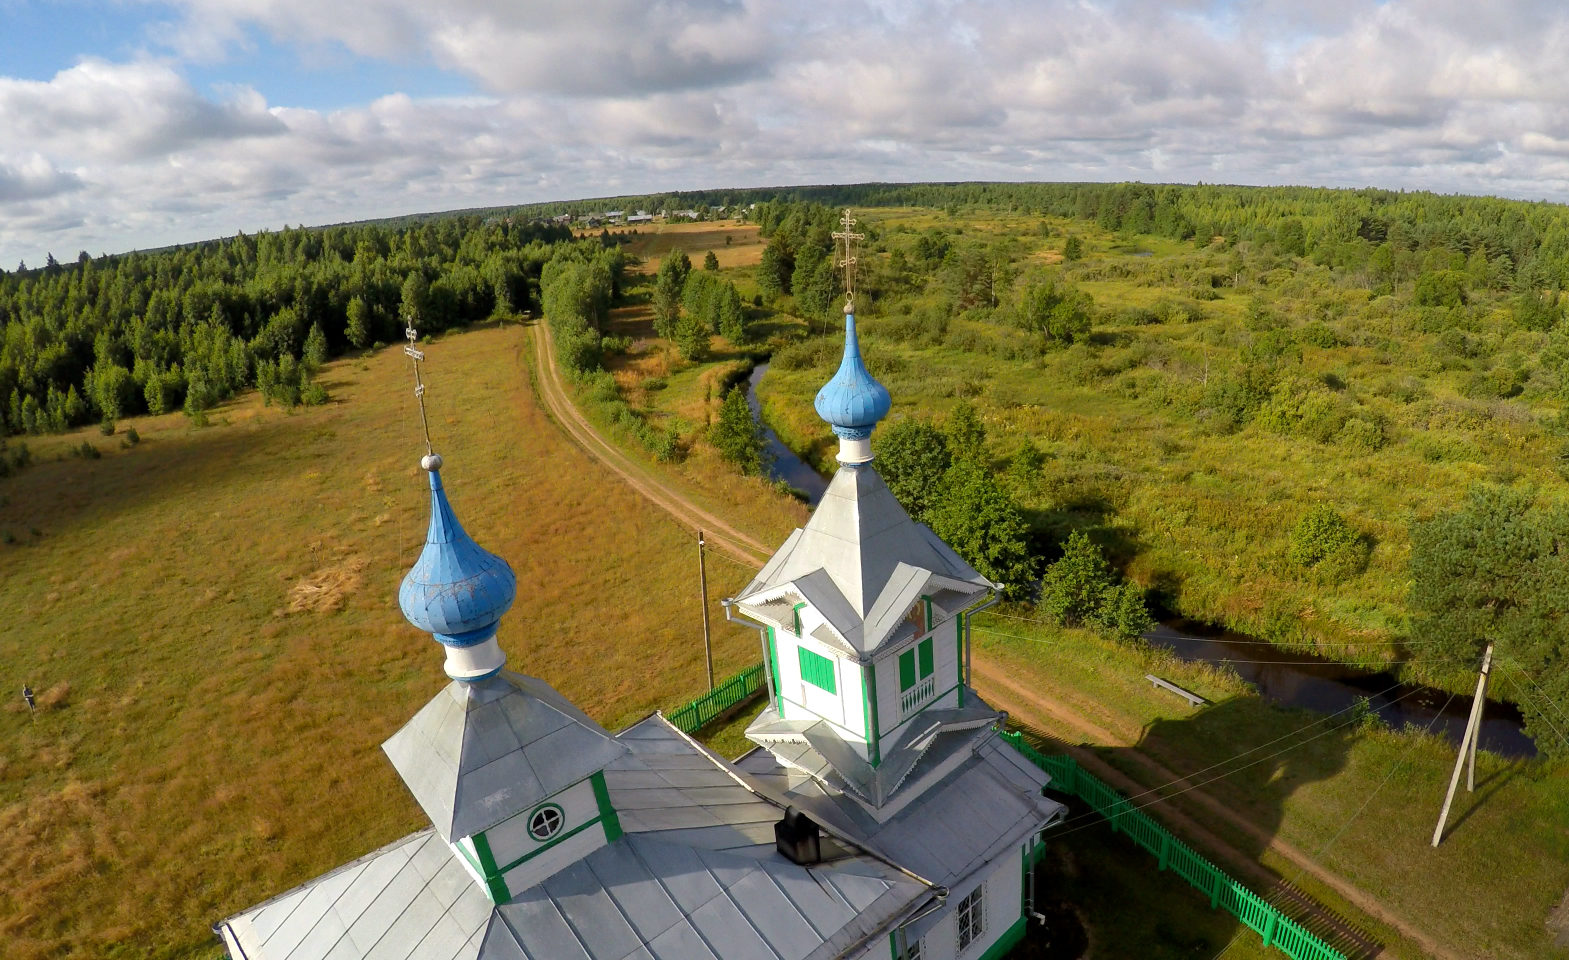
<box><xmin>382</xmin><ymin>672</ymin><xmax>629</xmax><ymax>842</ymax></box>
<box><xmin>221</xmin><ymin>715</ymin><xmax>935</xmax><ymax>960</ymax></box>
<box><xmin>736</xmin><ymin>730</ymin><xmax>1068</xmax><ymax>888</ymax></box>
<box><xmin>746</xmin><ymin>704</ymin><xmax>1001</xmax><ymax>808</ymax></box>
<box><xmin>217</xmin><ymin>828</ymin><xmax>492</xmax><ymax>960</ymax></box>
<box><xmin>734</xmin><ymin>466</ymin><xmax>991</xmax><ymax>657</ymax></box>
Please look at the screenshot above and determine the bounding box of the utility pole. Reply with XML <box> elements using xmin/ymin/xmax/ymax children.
<box><xmin>698</xmin><ymin>530</ymin><xmax>713</xmax><ymax>691</ymax></box>
<box><xmin>1432</xmin><ymin>642</ymin><xmax>1494</xmax><ymax>847</ymax></box>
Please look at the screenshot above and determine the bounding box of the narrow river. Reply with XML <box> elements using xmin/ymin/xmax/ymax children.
<box><xmin>742</xmin><ymin>362</ymin><xmax>1536</xmax><ymax>758</ymax></box>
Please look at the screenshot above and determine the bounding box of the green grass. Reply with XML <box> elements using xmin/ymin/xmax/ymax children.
<box><xmin>974</xmin><ymin>614</ymin><xmax>1569</xmax><ymax>959</ymax></box>
<box><xmin>746</xmin><ymin>208</ymin><xmax>1569</xmax><ymax>695</ymax></box>
<box><xmin>0</xmin><ymin>324</ymin><xmax>767</xmax><ymax>959</ymax></box>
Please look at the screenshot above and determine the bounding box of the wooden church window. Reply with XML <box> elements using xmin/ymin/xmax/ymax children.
<box><xmin>956</xmin><ymin>883</ymin><xmax>985</xmax><ymax>951</ymax></box>
<box><xmin>798</xmin><ymin>647</ymin><xmax>837</xmax><ymax>694</ymax></box>
<box><xmin>899</xmin><ymin>638</ymin><xmax>935</xmax><ymax>692</ymax></box>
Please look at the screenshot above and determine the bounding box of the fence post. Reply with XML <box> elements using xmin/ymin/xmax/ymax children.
<box><xmin>1208</xmin><ymin>866</ymin><xmax>1221</xmax><ymax>910</ymax></box>
<box><xmin>1157</xmin><ymin>831</ymin><xmax>1171</xmax><ymax>871</ymax></box>
<box><xmin>1262</xmin><ymin>909</ymin><xmax>1277</xmax><ymax>949</ymax></box>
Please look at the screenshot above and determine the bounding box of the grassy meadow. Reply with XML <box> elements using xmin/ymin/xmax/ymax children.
<box><xmin>972</xmin><ymin>612</ymin><xmax>1569</xmax><ymax>959</ymax></box>
<box><xmin>0</xmin><ymin>322</ymin><xmax>763</xmax><ymax>959</ymax></box>
<box><xmin>746</xmin><ymin>206</ymin><xmax>1569</xmax><ymax>691</ymax></box>
<box><xmin>575</xmin><ymin>204</ymin><xmax>1569</xmax><ymax>957</ymax></box>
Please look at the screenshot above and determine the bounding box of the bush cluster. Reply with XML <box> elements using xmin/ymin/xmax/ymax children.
<box><xmin>1039</xmin><ymin>531</ymin><xmax>1154</xmax><ymax>640</ymax></box>
<box><xmin>1289</xmin><ymin>505</ymin><xmax>1371</xmax><ymax>582</ymax></box>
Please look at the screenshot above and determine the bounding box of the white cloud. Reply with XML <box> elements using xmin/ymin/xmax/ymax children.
<box><xmin>14</xmin><ymin>1</ymin><xmax>1569</xmax><ymax>262</ymax></box>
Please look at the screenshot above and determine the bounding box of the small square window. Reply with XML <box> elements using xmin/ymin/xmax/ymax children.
<box><xmin>798</xmin><ymin>646</ymin><xmax>837</xmax><ymax>694</ymax></box>
<box><xmin>956</xmin><ymin>883</ymin><xmax>984</xmax><ymax>952</ymax></box>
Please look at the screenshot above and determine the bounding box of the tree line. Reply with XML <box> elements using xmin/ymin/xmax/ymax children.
<box><xmin>0</xmin><ymin>217</ymin><xmax>570</xmax><ymax>433</ymax></box>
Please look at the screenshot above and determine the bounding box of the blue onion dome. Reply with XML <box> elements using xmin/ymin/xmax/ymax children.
<box><xmin>398</xmin><ymin>453</ymin><xmax>517</xmax><ymax>647</ymax></box>
<box><xmin>813</xmin><ymin>309</ymin><xmax>891</xmax><ymax>442</ymax></box>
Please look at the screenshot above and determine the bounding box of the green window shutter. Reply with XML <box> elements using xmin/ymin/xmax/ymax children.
<box><xmin>799</xmin><ymin>647</ymin><xmax>837</xmax><ymax>694</ymax></box>
<box><xmin>918</xmin><ymin>637</ymin><xmax>934</xmax><ymax>679</ymax></box>
<box><xmin>899</xmin><ymin>650</ymin><xmax>916</xmax><ymax>691</ymax></box>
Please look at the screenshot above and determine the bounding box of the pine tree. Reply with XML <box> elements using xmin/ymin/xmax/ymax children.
<box><xmin>710</xmin><ymin>386</ymin><xmax>765</xmax><ymax>474</ymax></box>
<box><xmin>717</xmin><ymin>284</ymin><xmax>747</xmax><ymax>342</ymax></box>
<box><xmin>674</xmin><ymin>309</ymin><xmax>709</xmax><ymax>361</ymax></box>
<box><xmin>303</xmin><ymin>322</ymin><xmax>328</xmax><ymax>373</ymax></box>
<box><xmin>346</xmin><ymin>296</ymin><xmax>372</xmax><ymax>349</ymax></box>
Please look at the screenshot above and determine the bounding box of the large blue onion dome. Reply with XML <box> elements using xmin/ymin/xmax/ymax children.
<box><xmin>813</xmin><ymin>310</ymin><xmax>891</xmax><ymax>442</ymax></box>
<box><xmin>398</xmin><ymin>454</ymin><xmax>517</xmax><ymax>647</ymax></box>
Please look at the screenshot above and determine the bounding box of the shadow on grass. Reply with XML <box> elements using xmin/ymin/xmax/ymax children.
<box><xmin>0</xmin><ymin>413</ymin><xmax>336</xmax><ymax>549</ymax></box>
<box><xmin>1013</xmin><ymin>698</ymin><xmax>1380</xmax><ymax>960</ymax></box>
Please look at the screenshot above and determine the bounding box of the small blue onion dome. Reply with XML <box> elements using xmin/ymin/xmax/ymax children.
<box><xmin>813</xmin><ymin>311</ymin><xmax>891</xmax><ymax>441</ymax></box>
<box><xmin>398</xmin><ymin>454</ymin><xmax>517</xmax><ymax>647</ymax></box>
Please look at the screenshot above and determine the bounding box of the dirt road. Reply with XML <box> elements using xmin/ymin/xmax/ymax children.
<box><xmin>525</xmin><ymin>319</ymin><xmax>771</xmax><ymax>566</ymax></box>
<box><xmin>521</xmin><ymin>318</ymin><xmax>1449</xmax><ymax>960</ymax></box>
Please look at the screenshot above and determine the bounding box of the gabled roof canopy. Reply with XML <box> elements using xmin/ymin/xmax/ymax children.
<box><xmin>734</xmin><ymin>465</ymin><xmax>992</xmax><ymax>658</ymax></box>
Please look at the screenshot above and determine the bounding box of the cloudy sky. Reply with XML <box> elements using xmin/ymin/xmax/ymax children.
<box><xmin>5</xmin><ymin>0</ymin><xmax>1569</xmax><ymax>265</ymax></box>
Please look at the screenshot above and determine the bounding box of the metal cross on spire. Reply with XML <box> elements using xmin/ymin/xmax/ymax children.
<box><xmin>404</xmin><ymin>324</ymin><xmax>434</xmax><ymax>456</ymax></box>
<box><xmin>832</xmin><ymin>208</ymin><xmax>865</xmax><ymax>312</ymax></box>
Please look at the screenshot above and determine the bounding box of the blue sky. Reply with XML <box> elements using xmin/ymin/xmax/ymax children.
<box><xmin>5</xmin><ymin>0</ymin><xmax>1569</xmax><ymax>264</ymax></box>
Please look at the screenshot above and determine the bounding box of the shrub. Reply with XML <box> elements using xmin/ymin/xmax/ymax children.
<box><xmin>123</xmin><ymin>427</ymin><xmax>140</xmax><ymax>447</ymax></box>
<box><xmin>927</xmin><ymin>461</ymin><xmax>1040</xmax><ymax>597</ymax></box>
<box><xmin>875</xmin><ymin>417</ymin><xmax>952</xmax><ymax>520</ymax></box>
<box><xmin>1414</xmin><ymin>270</ymin><xmax>1468</xmax><ymax>308</ymax></box>
<box><xmin>1039</xmin><ymin>531</ymin><xmax>1153</xmax><ymax>639</ymax></box>
<box><xmin>99</xmin><ymin>420</ymin><xmax>116</xmax><ymax>436</ymax></box>
<box><xmin>1289</xmin><ymin>505</ymin><xmax>1371</xmax><ymax>582</ymax></box>
<box><xmin>1336</xmin><ymin>416</ymin><xmax>1386</xmax><ymax>452</ymax></box>
<box><xmin>771</xmin><ymin>336</ymin><xmax>839</xmax><ymax>372</ymax></box>
<box><xmin>710</xmin><ymin>386</ymin><xmax>766</xmax><ymax>474</ymax></box>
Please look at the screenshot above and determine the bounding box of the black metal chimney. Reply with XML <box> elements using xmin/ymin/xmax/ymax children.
<box><xmin>774</xmin><ymin>806</ymin><xmax>822</xmax><ymax>865</ymax></box>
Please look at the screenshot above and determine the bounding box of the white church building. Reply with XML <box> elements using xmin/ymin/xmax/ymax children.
<box><xmin>215</xmin><ymin>267</ymin><xmax>1067</xmax><ymax>960</ymax></box>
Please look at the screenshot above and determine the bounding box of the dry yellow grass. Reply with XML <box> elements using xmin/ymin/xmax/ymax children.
<box><xmin>611</xmin><ymin>220</ymin><xmax>763</xmax><ymax>274</ymax></box>
<box><xmin>0</xmin><ymin>323</ymin><xmax>762</xmax><ymax>959</ymax></box>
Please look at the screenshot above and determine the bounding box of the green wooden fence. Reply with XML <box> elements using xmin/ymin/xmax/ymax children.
<box><xmin>999</xmin><ymin>731</ymin><xmax>1346</xmax><ymax>960</ymax></box>
<box><xmin>665</xmin><ymin>663</ymin><xmax>766</xmax><ymax>734</ymax></box>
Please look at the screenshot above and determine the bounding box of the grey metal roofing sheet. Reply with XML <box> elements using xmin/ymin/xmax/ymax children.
<box><xmin>382</xmin><ymin>673</ymin><xmax>628</xmax><ymax>842</ymax></box>
<box><xmin>735</xmin><ymin>729</ymin><xmax>1066</xmax><ymax>889</ymax></box>
<box><xmin>221</xmin><ymin>829</ymin><xmax>491</xmax><ymax>960</ymax></box>
<box><xmin>735</xmin><ymin>465</ymin><xmax>993</xmax><ymax>658</ymax></box>
<box><xmin>224</xmin><ymin>713</ymin><xmax>936</xmax><ymax>960</ymax></box>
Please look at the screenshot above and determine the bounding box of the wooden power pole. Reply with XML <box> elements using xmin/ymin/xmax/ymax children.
<box><xmin>698</xmin><ymin>530</ymin><xmax>713</xmax><ymax>691</ymax></box>
<box><xmin>1432</xmin><ymin>642</ymin><xmax>1494</xmax><ymax>847</ymax></box>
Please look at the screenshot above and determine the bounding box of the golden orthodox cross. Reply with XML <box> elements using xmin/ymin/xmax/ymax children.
<box><xmin>404</xmin><ymin>323</ymin><xmax>433</xmax><ymax>455</ymax></box>
<box><xmin>832</xmin><ymin>209</ymin><xmax>864</xmax><ymax>312</ymax></box>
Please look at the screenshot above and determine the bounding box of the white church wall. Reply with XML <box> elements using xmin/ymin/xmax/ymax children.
<box><xmin>484</xmin><ymin>778</ymin><xmax>600</xmax><ymax>869</ymax></box>
<box><xmin>500</xmin><ymin>821</ymin><xmax>610</xmax><ymax>899</ymax></box>
<box><xmin>906</xmin><ymin>848</ymin><xmax>1024</xmax><ymax>960</ymax></box>
<box><xmin>875</xmin><ymin>613</ymin><xmax>963</xmax><ymax>744</ymax></box>
<box><xmin>776</xmin><ymin>619</ymin><xmax>868</xmax><ymax>744</ymax></box>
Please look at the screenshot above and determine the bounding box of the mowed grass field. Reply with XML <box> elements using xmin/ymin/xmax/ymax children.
<box><xmin>0</xmin><ymin>323</ymin><xmax>762</xmax><ymax>959</ymax></box>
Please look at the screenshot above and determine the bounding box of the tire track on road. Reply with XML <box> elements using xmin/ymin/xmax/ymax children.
<box><xmin>524</xmin><ymin>319</ymin><xmax>771</xmax><ymax>567</ymax></box>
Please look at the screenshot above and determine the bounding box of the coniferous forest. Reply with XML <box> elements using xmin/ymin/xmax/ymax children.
<box><xmin>0</xmin><ymin>217</ymin><xmax>575</xmax><ymax>433</ymax></box>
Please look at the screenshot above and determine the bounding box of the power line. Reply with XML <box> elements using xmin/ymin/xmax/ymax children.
<box><xmin>973</xmin><ymin>625</ymin><xmax>1453</xmax><ymax>669</ymax></box>
<box><xmin>1033</xmin><ymin>684</ymin><xmax>1431</xmax><ymax>847</ymax></box>
<box><xmin>984</xmin><ymin>608</ymin><xmax>1461</xmax><ymax>649</ymax></box>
